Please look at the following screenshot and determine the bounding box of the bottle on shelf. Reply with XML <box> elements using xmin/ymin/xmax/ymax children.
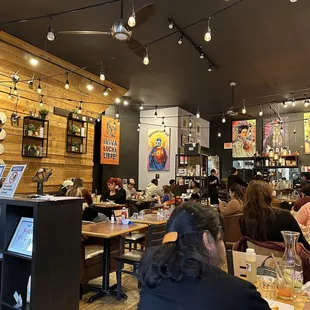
<box><xmin>246</xmin><ymin>248</ymin><xmax>257</xmax><ymax>283</ymax></box>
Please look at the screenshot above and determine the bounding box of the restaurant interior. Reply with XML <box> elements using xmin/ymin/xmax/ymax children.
<box><xmin>0</xmin><ymin>0</ymin><xmax>310</xmax><ymax>309</ymax></box>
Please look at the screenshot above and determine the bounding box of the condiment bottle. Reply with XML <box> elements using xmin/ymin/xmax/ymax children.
<box><xmin>246</xmin><ymin>248</ymin><xmax>257</xmax><ymax>283</ymax></box>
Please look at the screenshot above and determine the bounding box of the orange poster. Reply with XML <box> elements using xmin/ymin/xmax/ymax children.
<box><xmin>100</xmin><ymin>116</ymin><xmax>120</xmax><ymax>165</ymax></box>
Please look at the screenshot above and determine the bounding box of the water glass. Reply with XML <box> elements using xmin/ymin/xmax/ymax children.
<box><xmin>257</xmin><ymin>276</ymin><xmax>277</xmax><ymax>300</ymax></box>
<box><xmin>277</xmin><ymin>262</ymin><xmax>295</xmax><ymax>300</ymax></box>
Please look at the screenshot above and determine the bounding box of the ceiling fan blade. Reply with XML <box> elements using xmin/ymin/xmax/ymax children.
<box><xmin>126</xmin><ymin>37</ymin><xmax>145</xmax><ymax>58</ymax></box>
<box><xmin>58</xmin><ymin>31</ymin><xmax>111</xmax><ymax>35</ymax></box>
<box><xmin>131</xmin><ymin>3</ymin><xmax>156</xmax><ymax>28</ymax></box>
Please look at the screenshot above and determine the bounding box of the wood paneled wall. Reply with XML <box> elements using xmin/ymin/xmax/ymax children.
<box><xmin>0</xmin><ymin>31</ymin><xmax>127</xmax><ymax>194</ymax></box>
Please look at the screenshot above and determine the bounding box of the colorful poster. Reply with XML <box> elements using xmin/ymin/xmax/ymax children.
<box><xmin>263</xmin><ymin>117</ymin><xmax>289</xmax><ymax>153</ymax></box>
<box><xmin>232</xmin><ymin>120</ymin><xmax>256</xmax><ymax>158</ymax></box>
<box><xmin>305</xmin><ymin>113</ymin><xmax>310</xmax><ymax>155</ymax></box>
<box><xmin>0</xmin><ymin>165</ymin><xmax>26</xmax><ymax>198</ymax></box>
<box><xmin>100</xmin><ymin>116</ymin><xmax>120</xmax><ymax>165</ymax></box>
<box><xmin>148</xmin><ymin>129</ymin><xmax>170</xmax><ymax>171</ymax></box>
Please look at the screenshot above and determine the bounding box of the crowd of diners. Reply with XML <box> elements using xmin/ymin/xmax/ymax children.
<box><xmin>54</xmin><ymin>169</ymin><xmax>310</xmax><ymax>309</ymax></box>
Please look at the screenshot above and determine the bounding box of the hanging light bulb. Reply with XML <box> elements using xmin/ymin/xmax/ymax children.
<box><xmin>168</xmin><ymin>19</ymin><xmax>174</xmax><ymax>29</ymax></box>
<box><xmin>259</xmin><ymin>105</ymin><xmax>263</xmax><ymax>116</ymax></box>
<box><xmin>293</xmin><ymin>127</ymin><xmax>297</xmax><ymax>134</ymax></box>
<box><xmin>242</xmin><ymin>105</ymin><xmax>246</xmax><ymax>114</ymax></box>
<box><xmin>154</xmin><ymin>106</ymin><xmax>158</xmax><ymax>119</ymax></box>
<box><xmin>290</xmin><ymin>0</ymin><xmax>297</xmax><ymax>2</ymax></box>
<box><xmin>128</xmin><ymin>1</ymin><xmax>136</xmax><ymax>27</ymax></box>
<box><xmin>139</xmin><ymin>104</ymin><xmax>144</xmax><ymax>110</ymax></box>
<box><xmin>65</xmin><ymin>73</ymin><xmax>70</xmax><ymax>89</ymax></box>
<box><xmin>208</xmin><ymin>65</ymin><xmax>212</xmax><ymax>72</ymax></box>
<box><xmin>162</xmin><ymin>117</ymin><xmax>165</xmax><ymax>128</ymax></box>
<box><xmin>118</xmin><ymin>119</ymin><xmax>120</xmax><ymax>125</ymax></box>
<box><xmin>47</xmin><ymin>16</ymin><xmax>55</xmax><ymax>41</ymax></box>
<box><xmin>99</xmin><ymin>62</ymin><xmax>105</xmax><ymax>81</ymax></box>
<box><xmin>283</xmin><ymin>101</ymin><xmax>288</xmax><ymax>108</ymax></box>
<box><xmin>189</xmin><ymin>117</ymin><xmax>193</xmax><ymax>128</ymax></box>
<box><xmin>40</xmin><ymin>95</ymin><xmax>44</xmax><ymax>107</ymax></box>
<box><xmin>103</xmin><ymin>88</ymin><xmax>109</xmax><ymax>96</ymax></box>
<box><xmin>97</xmin><ymin>114</ymin><xmax>101</xmax><ymax>122</ymax></box>
<box><xmin>87</xmin><ymin>80</ymin><xmax>94</xmax><ymax>91</ymax></box>
<box><xmin>13</xmin><ymin>85</ymin><xmax>18</xmax><ymax>95</ymax></box>
<box><xmin>113</xmin><ymin>121</ymin><xmax>116</xmax><ymax>128</ymax></box>
<box><xmin>222</xmin><ymin>113</ymin><xmax>226</xmax><ymax>123</ymax></box>
<box><xmin>123</xmin><ymin>100</ymin><xmax>129</xmax><ymax>106</ymax></box>
<box><xmin>178</xmin><ymin>36</ymin><xmax>183</xmax><ymax>45</ymax></box>
<box><xmin>138</xmin><ymin>121</ymin><xmax>141</xmax><ymax>128</ymax></box>
<box><xmin>196</xmin><ymin>107</ymin><xmax>200</xmax><ymax>119</ymax></box>
<box><xmin>78</xmin><ymin>101</ymin><xmax>83</xmax><ymax>113</ymax></box>
<box><xmin>29</xmin><ymin>58</ymin><xmax>39</xmax><ymax>66</ymax></box>
<box><xmin>304</xmin><ymin>99</ymin><xmax>310</xmax><ymax>107</ymax></box>
<box><xmin>115</xmin><ymin>109</ymin><xmax>120</xmax><ymax>119</ymax></box>
<box><xmin>291</xmin><ymin>99</ymin><xmax>296</xmax><ymax>107</ymax></box>
<box><xmin>115</xmin><ymin>98</ymin><xmax>121</xmax><ymax>104</ymax></box>
<box><xmin>143</xmin><ymin>46</ymin><xmax>150</xmax><ymax>65</ymax></box>
<box><xmin>37</xmin><ymin>79</ymin><xmax>42</xmax><ymax>94</ymax></box>
<box><xmin>137</xmin><ymin>126</ymin><xmax>140</xmax><ymax>132</ymax></box>
<box><xmin>200</xmin><ymin>52</ymin><xmax>204</xmax><ymax>59</ymax></box>
<box><xmin>204</xmin><ymin>17</ymin><xmax>212</xmax><ymax>42</ymax></box>
<box><xmin>280</xmin><ymin>124</ymin><xmax>284</xmax><ymax>134</ymax></box>
<box><xmin>218</xmin><ymin>131</ymin><xmax>221</xmax><ymax>137</ymax></box>
<box><xmin>8</xmin><ymin>87</ymin><xmax>12</xmax><ymax>99</ymax></box>
<box><xmin>189</xmin><ymin>131</ymin><xmax>192</xmax><ymax>137</ymax></box>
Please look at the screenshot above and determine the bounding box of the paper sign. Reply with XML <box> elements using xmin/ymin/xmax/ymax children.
<box><xmin>224</xmin><ymin>142</ymin><xmax>233</xmax><ymax>150</ymax></box>
<box><xmin>0</xmin><ymin>164</ymin><xmax>5</xmax><ymax>179</ymax></box>
<box><xmin>0</xmin><ymin>165</ymin><xmax>26</xmax><ymax>198</ymax></box>
<box><xmin>8</xmin><ymin>217</ymin><xmax>33</xmax><ymax>257</ymax></box>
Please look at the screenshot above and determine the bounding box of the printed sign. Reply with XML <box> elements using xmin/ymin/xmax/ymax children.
<box><xmin>8</xmin><ymin>217</ymin><xmax>33</xmax><ymax>257</ymax></box>
<box><xmin>100</xmin><ymin>116</ymin><xmax>120</xmax><ymax>165</ymax></box>
<box><xmin>0</xmin><ymin>165</ymin><xmax>26</xmax><ymax>198</ymax></box>
<box><xmin>0</xmin><ymin>164</ymin><xmax>5</xmax><ymax>179</ymax></box>
<box><xmin>224</xmin><ymin>143</ymin><xmax>233</xmax><ymax>150</ymax></box>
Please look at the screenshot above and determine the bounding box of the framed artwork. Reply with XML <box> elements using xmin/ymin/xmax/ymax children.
<box><xmin>305</xmin><ymin>113</ymin><xmax>310</xmax><ymax>154</ymax></box>
<box><xmin>263</xmin><ymin>117</ymin><xmax>289</xmax><ymax>153</ymax></box>
<box><xmin>232</xmin><ymin>120</ymin><xmax>256</xmax><ymax>158</ymax></box>
<box><xmin>196</xmin><ymin>122</ymin><xmax>201</xmax><ymax>136</ymax></box>
<box><xmin>189</xmin><ymin>136</ymin><xmax>195</xmax><ymax>143</ymax></box>
<box><xmin>181</xmin><ymin>134</ymin><xmax>187</xmax><ymax>146</ymax></box>
<box><xmin>182</xmin><ymin>116</ymin><xmax>188</xmax><ymax>130</ymax></box>
<box><xmin>148</xmin><ymin>128</ymin><xmax>170</xmax><ymax>171</ymax></box>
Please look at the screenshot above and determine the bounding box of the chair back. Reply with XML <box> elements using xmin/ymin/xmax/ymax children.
<box><xmin>147</xmin><ymin>223</ymin><xmax>167</xmax><ymax>247</ymax></box>
<box><xmin>223</xmin><ymin>213</ymin><xmax>243</xmax><ymax>243</ymax></box>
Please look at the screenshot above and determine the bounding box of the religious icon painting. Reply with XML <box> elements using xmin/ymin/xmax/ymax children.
<box><xmin>148</xmin><ymin>128</ymin><xmax>170</xmax><ymax>171</ymax></box>
<box><xmin>232</xmin><ymin>120</ymin><xmax>256</xmax><ymax>158</ymax></box>
<box><xmin>305</xmin><ymin>113</ymin><xmax>310</xmax><ymax>155</ymax></box>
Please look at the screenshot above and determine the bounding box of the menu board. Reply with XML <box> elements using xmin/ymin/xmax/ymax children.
<box><xmin>0</xmin><ymin>165</ymin><xmax>26</xmax><ymax>198</ymax></box>
<box><xmin>8</xmin><ymin>217</ymin><xmax>33</xmax><ymax>257</ymax></box>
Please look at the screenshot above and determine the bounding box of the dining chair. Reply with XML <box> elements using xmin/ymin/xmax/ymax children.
<box><xmin>115</xmin><ymin>223</ymin><xmax>167</xmax><ymax>300</ymax></box>
<box><xmin>223</xmin><ymin>213</ymin><xmax>243</xmax><ymax>249</ymax></box>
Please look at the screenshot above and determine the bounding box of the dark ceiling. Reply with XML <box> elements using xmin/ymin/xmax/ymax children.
<box><xmin>1</xmin><ymin>0</ymin><xmax>310</xmax><ymax>119</ymax></box>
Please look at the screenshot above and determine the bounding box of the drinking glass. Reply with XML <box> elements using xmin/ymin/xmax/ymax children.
<box><xmin>277</xmin><ymin>262</ymin><xmax>295</xmax><ymax>300</ymax></box>
<box><xmin>257</xmin><ymin>276</ymin><xmax>277</xmax><ymax>300</ymax></box>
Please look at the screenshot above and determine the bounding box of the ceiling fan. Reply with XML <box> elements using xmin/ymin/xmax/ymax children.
<box><xmin>59</xmin><ymin>0</ymin><xmax>155</xmax><ymax>59</ymax></box>
<box><xmin>226</xmin><ymin>82</ymin><xmax>253</xmax><ymax>118</ymax></box>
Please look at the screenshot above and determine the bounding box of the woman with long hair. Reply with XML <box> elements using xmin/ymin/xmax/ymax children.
<box><xmin>66</xmin><ymin>177</ymin><xmax>92</xmax><ymax>205</ymax></box>
<box><xmin>219</xmin><ymin>183</ymin><xmax>244</xmax><ymax>216</ymax></box>
<box><xmin>138</xmin><ymin>202</ymin><xmax>270</xmax><ymax>310</ymax></box>
<box><xmin>240</xmin><ymin>180</ymin><xmax>310</xmax><ymax>250</ymax></box>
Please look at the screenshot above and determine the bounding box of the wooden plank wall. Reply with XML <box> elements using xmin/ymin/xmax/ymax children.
<box><xmin>0</xmin><ymin>31</ymin><xmax>127</xmax><ymax>194</ymax></box>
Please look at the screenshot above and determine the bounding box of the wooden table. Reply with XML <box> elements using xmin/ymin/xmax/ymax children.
<box><xmin>93</xmin><ymin>202</ymin><xmax>126</xmax><ymax>209</ymax></box>
<box><xmin>82</xmin><ymin>222</ymin><xmax>148</xmax><ymax>302</ymax></box>
<box><xmin>131</xmin><ymin>214</ymin><xmax>167</xmax><ymax>225</ymax></box>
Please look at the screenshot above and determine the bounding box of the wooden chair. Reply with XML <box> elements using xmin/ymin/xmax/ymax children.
<box><xmin>223</xmin><ymin>213</ymin><xmax>243</xmax><ymax>249</ymax></box>
<box><xmin>115</xmin><ymin>223</ymin><xmax>167</xmax><ymax>300</ymax></box>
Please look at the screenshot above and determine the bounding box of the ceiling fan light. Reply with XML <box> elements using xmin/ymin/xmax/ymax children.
<box><xmin>111</xmin><ymin>22</ymin><xmax>132</xmax><ymax>41</ymax></box>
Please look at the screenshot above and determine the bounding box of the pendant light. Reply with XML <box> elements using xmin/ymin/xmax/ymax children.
<box><xmin>143</xmin><ymin>46</ymin><xmax>150</xmax><ymax>65</ymax></box>
<box><xmin>47</xmin><ymin>16</ymin><xmax>55</xmax><ymax>41</ymax></box>
<box><xmin>128</xmin><ymin>0</ymin><xmax>136</xmax><ymax>27</ymax></box>
<box><xmin>204</xmin><ymin>17</ymin><xmax>212</xmax><ymax>42</ymax></box>
<box><xmin>65</xmin><ymin>73</ymin><xmax>69</xmax><ymax>89</ymax></box>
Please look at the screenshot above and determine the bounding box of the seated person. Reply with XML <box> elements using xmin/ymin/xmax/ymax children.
<box><xmin>240</xmin><ymin>180</ymin><xmax>310</xmax><ymax>251</ymax></box>
<box><xmin>294</xmin><ymin>184</ymin><xmax>310</xmax><ymax>212</ymax></box>
<box><xmin>55</xmin><ymin>179</ymin><xmax>73</xmax><ymax>196</ymax></box>
<box><xmin>138</xmin><ymin>202</ymin><xmax>270</xmax><ymax>310</ymax></box>
<box><xmin>101</xmin><ymin>177</ymin><xmax>126</xmax><ymax>204</ymax></box>
<box><xmin>191</xmin><ymin>181</ymin><xmax>201</xmax><ymax>200</ymax></box>
<box><xmin>158</xmin><ymin>185</ymin><xmax>174</xmax><ymax>204</ymax></box>
<box><xmin>66</xmin><ymin>177</ymin><xmax>93</xmax><ymax>205</ymax></box>
<box><xmin>219</xmin><ymin>183</ymin><xmax>244</xmax><ymax>216</ymax></box>
<box><xmin>124</xmin><ymin>178</ymin><xmax>137</xmax><ymax>200</ymax></box>
<box><xmin>295</xmin><ymin>202</ymin><xmax>310</xmax><ymax>229</ymax></box>
<box><xmin>145</xmin><ymin>179</ymin><xmax>161</xmax><ymax>197</ymax></box>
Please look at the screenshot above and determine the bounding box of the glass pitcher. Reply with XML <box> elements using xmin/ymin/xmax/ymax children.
<box><xmin>281</xmin><ymin>231</ymin><xmax>303</xmax><ymax>292</ymax></box>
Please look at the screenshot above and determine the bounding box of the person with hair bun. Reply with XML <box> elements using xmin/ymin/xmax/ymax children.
<box><xmin>101</xmin><ymin>177</ymin><xmax>126</xmax><ymax>204</ymax></box>
<box><xmin>138</xmin><ymin>202</ymin><xmax>270</xmax><ymax>310</ymax></box>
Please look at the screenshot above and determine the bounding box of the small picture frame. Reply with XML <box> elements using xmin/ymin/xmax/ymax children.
<box><xmin>181</xmin><ymin>134</ymin><xmax>187</xmax><ymax>146</ymax></box>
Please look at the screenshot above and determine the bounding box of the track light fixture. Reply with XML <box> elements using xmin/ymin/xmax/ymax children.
<box><xmin>103</xmin><ymin>87</ymin><xmax>109</xmax><ymax>96</ymax></box>
<box><xmin>37</xmin><ymin>79</ymin><xmax>42</xmax><ymax>94</ymax></box>
<box><xmin>304</xmin><ymin>99</ymin><xmax>310</xmax><ymax>108</ymax></box>
<box><xmin>178</xmin><ymin>36</ymin><xmax>183</xmax><ymax>45</ymax></box>
<box><xmin>47</xmin><ymin>16</ymin><xmax>55</xmax><ymax>41</ymax></box>
<box><xmin>8</xmin><ymin>87</ymin><xmax>12</xmax><ymax>99</ymax></box>
<box><xmin>196</xmin><ymin>108</ymin><xmax>200</xmax><ymax>119</ymax></box>
<box><xmin>99</xmin><ymin>62</ymin><xmax>105</xmax><ymax>81</ymax></box>
<box><xmin>40</xmin><ymin>95</ymin><xmax>44</xmax><ymax>107</ymax></box>
<box><xmin>259</xmin><ymin>105</ymin><xmax>263</xmax><ymax>117</ymax></box>
<box><xmin>143</xmin><ymin>46</ymin><xmax>150</xmax><ymax>65</ymax></box>
<box><xmin>154</xmin><ymin>106</ymin><xmax>158</xmax><ymax>119</ymax></box>
<box><xmin>87</xmin><ymin>80</ymin><xmax>94</xmax><ymax>91</ymax></box>
<box><xmin>168</xmin><ymin>19</ymin><xmax>174</xmax><ymax>29</ymax></box>
<box><xmin>115</xmin><ymin>98</ymin><xmax>121</xmax><ymax>104</ymax></box>
<box><xmin>65</xmin><ymin>73</ymin><xmax>70</xmax><ymax>89</ymax></box>
<box><xmin>128</xmin><ymin>0</ymin><xmax>136</xmax><ymax>27</ymax></box>
<box><xmin>222</xmin><ymin>113</ymin><xmax>226</xmax><ymax>123</ymax></box>
<box><xmin>204</xmin><ymin>17</ymin><xmax>212</xmax><ymax>42</ymax></box>
<box><xmin>115</xmin><ymin>109</ymin><xmax>120</xmax><ymax>119</ymax></box>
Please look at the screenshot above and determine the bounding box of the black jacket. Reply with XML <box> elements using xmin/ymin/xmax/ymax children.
<box><xmin>227</xmin><ymin>174</ymin><xmax>247</xmax><ymax>190</ymax></box>
<box><xmin>138</xmin><ymin>267</ymin><xmax>269</xmax><ymax>310</ymax></box>
<box><xmin>101</xmin><ymin>188</ymin><xmax>126</xmax><ymax>204</ymax></box>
